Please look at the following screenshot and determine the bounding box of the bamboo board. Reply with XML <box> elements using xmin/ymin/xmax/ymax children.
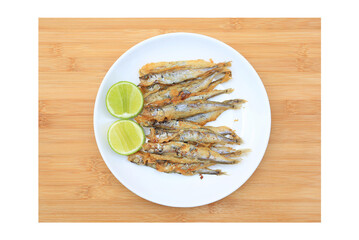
<box><xmin>39</xmin><ymin>18</ymin><xmax>321</xmax><ymax>222</ymax></box>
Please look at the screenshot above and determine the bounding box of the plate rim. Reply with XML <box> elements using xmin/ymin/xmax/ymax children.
<box><xmin>93</xmin><ymin>32</ymin><xmax>272</xmax><ymax>207</ymax></box>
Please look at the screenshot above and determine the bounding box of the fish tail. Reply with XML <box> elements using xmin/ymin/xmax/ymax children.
<box><xmin>224</xmin><ymin>99</ymin><xmax>247</xmax><ymax>109</ymax></box>
<box><xmin>207</xmin><ymin>71</ymin><xmax>232</xmax><ymax>91</ymax></box>
<box><xmin>223</xmin><ymin>149</ymin><xmax>251</xmax><ymax>158</ymax></box>
<box><xmin>197</xmin><ymin>167</ymin><xmax>225</xmax><ymax>175</ymax></box>
<box><xmin>225</xmin><ymin>88</ymin><xmax>234</xmax><ymax>94</ymax></box>
<box><xmin>216</xmin><ymin>61</ymin><xmax>232</xmax><ymax>68</ymax></box>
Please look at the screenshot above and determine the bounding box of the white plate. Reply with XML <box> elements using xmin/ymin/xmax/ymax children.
<box><xmin>93</xmin><ymin>33</ymin><xmax>271</xmax><ymax>207</ymax></box>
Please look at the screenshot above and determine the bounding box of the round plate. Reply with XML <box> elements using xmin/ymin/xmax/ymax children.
<box><xmin>94</xmin><ymin>33</ymin><xmax>271</xmax><ymax>207</ymax></box>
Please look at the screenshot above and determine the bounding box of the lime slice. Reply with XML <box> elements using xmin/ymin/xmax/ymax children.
<box><xmin>106</xmin><ymin>81</ymin><xmax>143</xmax><ymax>119</ymax></box>
<box><xmin>108</xmin><ymin>120</ymin><xmax>145</xmax><ymax>155</ymax></box>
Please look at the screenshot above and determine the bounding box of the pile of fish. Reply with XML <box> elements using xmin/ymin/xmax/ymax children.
<box><xmin>128</xmin><ymin>59</ymin><xmax>247</xmax><ymax>176</ymax></box>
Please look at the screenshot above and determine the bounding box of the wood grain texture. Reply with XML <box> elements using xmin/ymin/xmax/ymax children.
<box><xmin>39</xmin><ymin>18</ymin><xmax>321</xmax><ymax>222</ymax></box>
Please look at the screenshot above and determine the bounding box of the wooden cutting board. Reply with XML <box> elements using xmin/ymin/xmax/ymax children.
<box><xmin>39</xmin><ymin>18</ymin><xmax>320</xmax><ymax>222</ymax></box>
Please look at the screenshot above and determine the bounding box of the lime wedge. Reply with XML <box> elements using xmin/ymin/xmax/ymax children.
<box><xmin>108</xmin><ymin>120</ymin><xmax>145</xmax><ymax>155</ymax></box>
<box><xmin>106</xmin><ymin>81</ymin><xmax>143</xmax><ymax>119</ymax></box>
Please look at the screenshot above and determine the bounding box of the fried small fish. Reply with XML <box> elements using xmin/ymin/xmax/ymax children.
<box><xmin>210</xmin><ymin>145</ymin><xmax>239</xmax><ymax>154</ymax></box>
<box><xmin>129</xmin><ymin>59</ymin><xmax>248</xmax><ymax>177</ymax></box>
<box><xmin>128</xmin><ymin>151</ymin><xmax>223</xmax><ymax>175</ymax></box>
<box><xmin>144</xmin><ymin>71</ymin><xmax>226</xmax><ymax>104</ymax></box>
<box><xmin>148</xmin><ymin>128</ymin><xmax>242</xmax><ymax>145</ymax></box>
<box><xmin>140</xmin><ymin>84</ymin><xmax>166</xmax><ymax>98</ymax></box>
<box><xmin>185</xmin><ymin>89</ymin><xmax>234</xmax><ymax>101</ymax></box>
<box><xmin>139</xmin><ymin>99</ymin><xmax>246</xmax><ymax>122</ymax></box>
<box><xmin>142</xmin><ymin>119</ymin><xmax>241</xmax><ymax>142</ymax></box>
<box><xmin>206</xmin><ymin>71</ymin><xmax>232</xmax><ymax>91</ymax></box>
<box><xmin>139</xmin><ymin>60</ymin><xmax>231</xmax><ymax>86</ymax></box>
<box><xmin>142</xmin><ymin>142</ymin><xmax>238</xmax><ymax>164</ymax></box>
<box><xmin>147</xmin><ymin>88</ymin><xmax>234</xmax><ymax>107</ymax></box>
<box><xmin>205</xmin><ymin>126</ymin><xmax>242</xmax><ymax>142</ymax></box>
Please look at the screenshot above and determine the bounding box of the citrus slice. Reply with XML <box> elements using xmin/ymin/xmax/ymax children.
<box><xmin>108</xmin><ymin>120</ymin><xmax>145</xmax><ymax>155</ymax></box>
<box><xmin>106</xmin><ymin>81</ymin><xmax>143</xmax><ymax>119</ymax></box>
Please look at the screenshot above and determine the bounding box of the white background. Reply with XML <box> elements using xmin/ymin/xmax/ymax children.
<box><xmin>1</xmin><ymin>0</ymin><xmax>359</xmax><ymax>239</ymax></box>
